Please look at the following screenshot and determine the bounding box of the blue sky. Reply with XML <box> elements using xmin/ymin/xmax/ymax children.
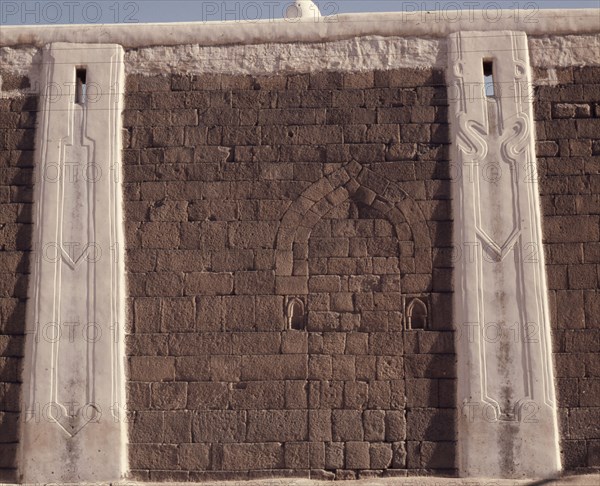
<box><xmin>1</xmin><ymin>0</ymin><xmax>598</xmax><ymax>25</ymax></box>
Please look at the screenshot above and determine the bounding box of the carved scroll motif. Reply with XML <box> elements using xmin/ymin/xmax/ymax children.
<box><xmin>449</xmin><ymin>31</ymin><xmax>560</xmax><ymax>478</ymax></box>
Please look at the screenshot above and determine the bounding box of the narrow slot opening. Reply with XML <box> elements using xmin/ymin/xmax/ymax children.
<box><xmin>75</xmin><ymin>68</ymin><xmax>87</xmax><ymax>105</ymax></box>
<box><xmin>483</xmin><ymin>60</ymin><xmax>495</xmax><ymax>98</ymax></box>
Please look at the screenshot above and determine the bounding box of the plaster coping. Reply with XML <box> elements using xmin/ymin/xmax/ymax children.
<box><xmin>1</xmin><ymin>474</ymin><xmax>600</xmax><ymax>486</ymax></box>
<box><xmin>0</xmin><ymin>9</ymin><xmax>599</xmax><ymax>48</ymax></box>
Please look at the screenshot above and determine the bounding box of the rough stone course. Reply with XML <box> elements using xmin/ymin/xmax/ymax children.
<box><xmin>0</xmin><ymin>89</ymin><xmax>35</xmax><ymax>482</ymax></box>
<box><xmin>122</xmin><ymin>67</ymin><xmax>455</xmax><ymax>480</ymax></box>
<box><xmin>534</xmin><ymin>66</ymin><xmax>600</xmax><ymax>473</ymax></box>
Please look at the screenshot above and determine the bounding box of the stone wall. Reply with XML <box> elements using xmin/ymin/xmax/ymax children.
<box><xmin>534</xmin><ymin>66</ymin><xmax>600</xmax><ymax>472</ymax></box>
<box><xmin>122</xmin><ymin>68</ymin><xmax>456</xmax><ymax>480</ymax></box>
<box><xmin>1</xmin><ymin>38</ymin><xmax>599</xmax><ymax>482</ymax></box>
<box><xmin>0</xmin><ymin>74</ymin><xmax>36</xmax><ymax>482</ymax></box>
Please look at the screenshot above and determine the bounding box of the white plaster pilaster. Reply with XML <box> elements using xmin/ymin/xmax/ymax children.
<box><xmin>448</xmin><ymin>31</ymin><xmax>561</xmax><ymax>478</ymax></box>
<box><xmin>20</xmin><ymin>42</ymin><xmax>127</xmax><ymax>483</ymax></box>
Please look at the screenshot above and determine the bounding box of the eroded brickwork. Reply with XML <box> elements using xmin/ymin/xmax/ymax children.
<box><xmin>122</xmin><ymin>68</ymin><xmax>456</xmax><ymax>480</ymax></box>
<box><xmin>0</xmin><ymin>75</ymin><xmax>36</xmax><ymax>481</ymax></box>
<box><xmin>535</xmin><ymin>66</ymin><xmax>600</xmax><ymax>472</ymax></box>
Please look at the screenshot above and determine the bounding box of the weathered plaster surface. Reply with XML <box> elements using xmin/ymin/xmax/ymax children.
<box><xmin>2</xmin><ymin>33</ymin><xmax>599</xmax><ymax>97</ymax></box>
<box><xmin>448</xmin><ymin>31</ymin><xmax>560</xmax><ymax>478</ymax></box>
<box><xmin>0</xmin><ymin>9</ymin><xmax>598</xmax><ymax>48</ymax></box>
<box><xmin>19</xmin><ymin>42</ymin><xmax>127</xmax><ymax>483</ymax></box>
<box><xmin>124</xmin><ymin>36</ymin><xmax>444</xmax><ymax>75</ymax></box>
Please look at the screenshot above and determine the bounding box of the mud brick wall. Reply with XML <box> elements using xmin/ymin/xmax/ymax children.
<box><xmin>0</xmin><ymin>74</ymin><xmax>36</xmax><ymax>481</ymax></box>
<box><xmin>122</xmin><ymin>68</ymin><xmax>456</xmax><ymax>481</ymax></box>
<box><xmin>535</xmin><ymin>66</ymin><xmax>600</xmax><ymax>472</ymax></box>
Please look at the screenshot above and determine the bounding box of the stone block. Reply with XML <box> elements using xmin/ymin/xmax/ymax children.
<box><xmin>276</xmin><ymin>276</ymin><xmax>308</xmax><ymax>295</ymax></box>
<box><xmin>127</xmin><ymin>383</ymin><xmax>151</xmax><ymax>410</ymax></box>
<box><xmin>128</xmin><ymin>411</ymin><xmax>164</xmax><ymax>443</ymax></box>
<box><xmin>325</xmin><ymin>442</ymin><xmax>344</xmax><ymax>469</ymax></box>
<box><xmin>134</xmin><ymin>298</ymin><xmax>161</xmax><ymax>333</ymax></box>
<box><xmin>363</xmin><ymin>410</ymin><xmax>385</xmax><ymax>441</ymax></box>
<box><xmin>129</xmin><ymin>356</ymin><xmax>174</xmax><ymax>382</ymax></box>
<box><xmin>160</xmin><ymin>297</ymin><xmax>195</xmax><ymax>332</ymax></box>
<box><xmin>406</xmin><ymin>409</ymin><xmax>456</xmax><ymax>441</ymax></box>
<box><xmin>229</xmin><ymin>222</ymin><xmax>277</xmax><ymax>249</ymax></box>
<box><xmin>385</xmin><ymin>411</ymin><xmax>406</xmax><ymax>441</ymax></box>
<box><xmin>175</xmin><ymin>356</ymin><xmax>210</xmax><ymax>381</ymax></box>
<box><xmin>169</xmin><ymin>332</ymin><xmax>233</xmax><ymax>356</ymax></box>
<box><xmin>331</xmin><ymin>293</ymin><xmax>354</xmax><ymax>312</ymax></box>
<box><xmin>320</xmin><ymin>333</ymin><xmax>345</xmax><ymax>355</ymax></box>
<box><xmin>185</xmin><ymin>272</ymin><xmax>233</xmax><ymax>296</ymax></box>
<box><xmin>370</xmin><ymin>443</ymin><xmax>393</xmax><ymax>469</ymax></box>
<box><xmin>406</xmin><ymin>379</ymin><xmax>438</xmax><ymax>408</ymax></box>
<box><xmin>212</xmin><ymin>250</ymin><xmax>254</xmax><ymax>272</ymax></box>
<box><xmin>345</xmin><ymin>441</ymin><xmax>370</xmax><ymax>469</ymax></box>
<box><xmin>145</xmin><ymin>272</ymin><xmax>184</xmax><ymax>297</ymax></box>
<box><xmin>345</xmin><ymin>332</ymin><xmax>369</xmax><ymax>354</ymax></box>
<box><xmin>241</xmin><ymin>355</ymin><xmax>307</xmax><ymax>380</ymax></box>
<box><xmin>232</xmin><ymin>332</ymin><xmax>280</xmax><ymax>355</ymax></box>
<box><xmin>247</xmin><ymin>410</ymin><xmax>308</xmax><ymax>441</ymax></box>
<box><xmin>151</xmin><ymin>382</ymin><xmax>187</xmax><ymax>410</ymax></box>
<box><xmin>308</xmin><ymin>276</ymin><xmax>341</xmax><ymax>293</ymax></box>
<box><xmin>285</xmin><ymin>442</ymin><xmax>310</xmax><ymax>469</ymax></box>
<box><xmin>140</xmin><ymin>222</ymin><xmax>180</xmax><ymax>249</ymax></box>
<box><xmin>230</xmin><ymin>381</ymin><xmax>285</xmax><ymax>409</ymax></box>
<box><xmin>308</xmin><ymin>355</ymin><xmax>332</xmax><ymax>380</ymax></box>
<box><xmin>192</xmin><ymin>411</ymin><xmax>246</xmax><ymax>442</ymax></box>
<box><xmin>568</xmin><ymin>265</ymin><xmax>598</xmax><ymax>289</ymax></box>
<box><xmin>335</xmin><ymin>470</ymin><xmax>356</xmax><ymax>480</ymax></box>
<box><xmin>234</xmin><ymin>271</ymin><xmax>275</xmax><ymax>295</ymax></box>
<box><xmin>367</xmin><ymin>381</ymin><xmax>391</xmax><ymax>409</ymax></box>
<box><xmin>332</xmin><ymin>410</ymin><xmax>363</xmax><ymax>441</ymax></box>
<box><xmin>376</xmin><ymin>356</ymin><xmax>404</xmax><ymax>381</ymax></box>
<box><xmin>222</xmin><ymin>295</ymin><xmax>255</xmax><ymax>331</ymax></box>
<box><xmin>343</xmin><ymin>380</ymin><xmax>368</xmax><ymax>408</ymax></box>
<box><xmin>308</xmin><ymin>410</ymin><xmax>332</xmax><ymax>441</ymax></box>
<box><xmin>318</xmin><ymin>381</ymin><xmax>344</xmax><ymax>409</ymax></box>
<box><xmin>195</xmin><ymin>296</ymin><xmax>223</xmax><ymax>331</ymax></box>
<box><xmin>369</xmin><ymin>332</ymin><xmax>403</xmax><ymax>355</ymax></box>
<box><xmin>221</xmin><ymin>443</ymin><xmax>284</xmax><ymax>470</ymax></box>
<box><xmin>544</xmin><ymin>216</ymin><xmax>600</xmax><ymax>243</ymax></box>
<box><xmin>126</xmin><ymin>334</ymin><xmax>168</xmax><ymax>357</ymax></box>
<box><xmin>164</xmin><ymin>411</ymin><xmax>192</xmax><ymax>443</ymax></box>
<box><xmin>255</xmin><ymin>295</ymin><xmax>284</xmax><ymax>330</ymax></box>
<box><xmin>405</xmin><ymin>351</ymin><xmax>455</xmax><ymax>377</ymax></box>
<box><xmin>556</xmin><ymin>291</ymin><xmax>586</xmax><ymax>329</ymax></box>
<box><xmin>285</xmin><ymin>380</ymin><xmax>308</xmax><ymax>409</ymax></box>
<box><xmin>420</xmin><ymin>441</ymin><xmax>456</xmax><ymax>469</ymax></box>
<box><xmin>129</xmin><ymin>444</ymin><xmax>178</xmax><ymax>470</ymax></box>
<box><xmin>210</xmin><ymin>355</ymin><xmax>241</xmax><ymax>381</ymax></box>
<box><xmin>282</xmin><ymin>332</ymin><xmax>308</xmax><ymax>354</ymax></box>
<box><xmin>178</xmin><ymin>443</ymin><xmax>210</xmax><ymax>470</ymax></box>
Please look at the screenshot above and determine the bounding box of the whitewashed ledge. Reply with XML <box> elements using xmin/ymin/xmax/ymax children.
<box><xmin>0</xmin><ymin>9</ymin><xmax>599</xmax><ymax>48</ymax></box>
<box><xmin>2</xmin><ymin>474</ymin><xmax>600</xmax><ymax>486</ymax></box>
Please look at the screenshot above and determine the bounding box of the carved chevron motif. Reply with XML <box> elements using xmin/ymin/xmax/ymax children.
<box><xmin>57</xmin><ymin>243</ymin><xmax>100</xmax><ymax>270</ymax></box>
<box><xmin>51</xmin><ymin>403</ymin><xmax>100</xmax><ymax>438</ymax></box>
<box><xmin>449</xmin><ymin>31</ymin><xmax>561</xmax><ymax>476</ymax></box>
<box><xmin>477</xmin><ymin>227</ymin><xmax>522</xmax><ymax>262</ymax></box>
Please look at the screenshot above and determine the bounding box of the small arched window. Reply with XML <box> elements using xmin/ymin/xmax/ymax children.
<box><xmin>286</xmin><ymin>297</ymin><xmax>306</xmax><ymax>331</ymax></box>
<box><xmin>406</xmin><ymin>298</ymin><xmax>428</xmax><ymax>330</ymax></box>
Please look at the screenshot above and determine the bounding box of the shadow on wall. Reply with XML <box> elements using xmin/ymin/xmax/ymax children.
<box><xmin>0</xmin><ymin>79</ymin><xmax>36</xmax><ymax>482</ymax></box>
<box><xmin>417</xmin><ymin>160</ymin><xmax>456</xmax><ymax>472</ymax></box>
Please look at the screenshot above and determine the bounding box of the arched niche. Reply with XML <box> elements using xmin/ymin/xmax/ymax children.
<box><xmin>405</xmin><ymin>297</ymin><xmax>428</xmax><ymax>330</ymax></box>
